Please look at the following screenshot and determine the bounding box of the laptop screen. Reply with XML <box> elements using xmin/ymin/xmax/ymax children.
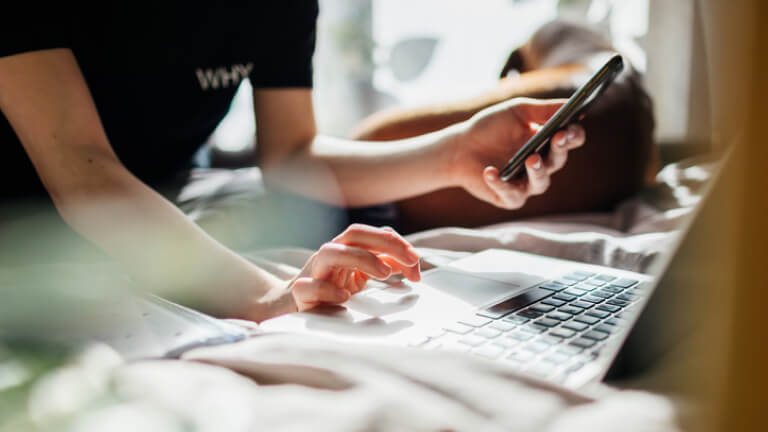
<box><xmin>604</xmin><ymin>150</ymin><xmax>730</xmax><ymax>382</ymax></box>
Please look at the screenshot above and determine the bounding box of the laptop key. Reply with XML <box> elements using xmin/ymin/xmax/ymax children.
<box><xmin>444</xmin><ymin>322</ymin><xmax>474</xmax><ymax>334</ymax></box>
<box><xmin>595</xmin><ymin>274</ymin><xmax>617</xmax><ymax>282</ymax></box>
<box><xmin>529</xmin><ymin>304</ymin><xmax>556</xmax><ymax>313</ymax></box>
<box><xmin>574</xmin><ymin>315</ymin><xmax>600</xmax><ymax>325</ymax></box>
<box><xmin>489</xmin><ymin>321</ymin><xmax>517</xmax><ymax>332</ymax></box>
<box><xmin>569</xmin><ymin>338</ymin><xmax>597</xmax><ymax>349</ymax></box>
<box><xmin>570</xmin><ymin>300</ymin><xmax>593</xmax><ymax>309</ymax></box>
<box><xmin>517</xmin><ymin>309</ymin><xmax>543</xmax><ymax>320</ymax></box>
<box><xmin>591</xmin><ymin>290</ymin><xmax>614</xmax><ymax>299</ymax></box>
<box><xmin>504</xmin><ymin>315</ymin><xmax>530</xmax><ymax>325</ymax></box>
<box><xmin>482</xmin><ymin>287</ymin><xmax>554</xmax><ymax>317</ymax></box>
<box><xmin>602</xmin><ymin>285</ymin><xmax>624</xmax><ymax>294</ymax></box>
<box><xmin>550</xmin><ymin>328</ymin><xmax>577</xmax><ymax>339</ymax></box>
<box><xmin>563</xmin><ymin>274</ymin><xmax>587</xmax><ymax>282</ymax></box>
<box><xmin>583</xmin><ymin>331</ymin><xmax>609</xmax><ymax>341</ymax></box>
<box><xmin>475</xmin><ymin>327</ymin><xmax>502</xmax><ymax>339</ymax></box>
<box><xmin>542</xmin><ymin>298</ymin><xmax>567</xmax><ymax>307</ymax></box>
<box><xmin>493</xmin><ymin>338</ymin><xmax>520</xmax><ymax>349</ymax></box>
<box><xmin>563</xmin><ymin>321</ymin><xmax>589</xmax><ymax>332</ymax></box>
<box><xmin>557</xmin><ymin>306</ymin><xmax>583</xmax><ymax>316</ymax></box>
<box><xmin>574</xmin><ymin>282</ymin><xmax>598</xmax><ymax>291</ymax></box>
<box><xmin>546</xmin><ymin>312</ymin><xmax>572</xmax><ymax>322</ymax></box>
<box><xmin>554</xmin><ymin>279</ymin><xmax>577</xmax><ymax>286</ymax></box>
<box><xmin>539</xmin><ymin>335</ymin><xmax>561</xmax><ymax>346</ymax></box>
<box><xmin>594</xmin><ymin>324</ymin><xmax>616</xmax><ymax>334</ymax></box>
<box><xmin>540</xmin><ymin>282</ymin><xmax>567</xmax><ymax>291</ymax></box>
<box><xmin>580</xmin><ymin>296</ymin><xmax>604</xmax><ymax>304</ymax></box>
<box><xmin>553</xmin><ymin>293</ymin><xmax>578</xmax><ymax>302</ymax></box>
<box><xmin>458</xmin><ymin>316</ymin><xmax>492</xmax><ymax>328</ymax></box>
<box><xmin>476</xmin><ymin>310</ymin><xmax>509</xmax><ymax>320</ymax></box>
<box><xmin>613</xmin><ymin>278</ymin><xmax>639</xmax><ymax>288</ymax></box>
<box><xmin>524</xmin><ymin>342</ymin><xmax>550</xmax><ymax>353</ymax></box>
<box><xmin>617</xmin><ymin>293</ymin><xmax>638</xmax><ymax>302</ymax></box>
<box><xmin>606</xmin><ymin>299</ymin><xmax>629</xmax><ymax>307</ymax></box>
<box><xmin>564</xmin><ymin>288</ymin><xmax>588</xmax><ymax>297</ymax></box>
<box><xmin>557</xmin><ymin>345</ymin><xmax>583</xmax><ymax>356</ymax></box>
<box><xmin>585</xmin><ymin>310</ymin><xmax>611</xmax><ymax>319</ymax></box>
<box><xmin>536</xmin><ymin>318</ymin><xmax>561</xmax><ymax>328</ymax></box>
<box><xmin>603</xmin><ymin>318</ymin><xmax>625</xmax><ymax>327</ymax></box>
<box><xmin>596</xmin><ymin>304</ymin><xmax>622</xmax><ymax>314</ymax></box>
<box><xmin>520</xmin><ymin>324</ymin><xmax>548</xmax><ymax>334</ymax></box>
<box><xmin>458</xmin><ymin>335</ymin><xmax>487</xmax><ymax>347</ymax></box>
<box><xmin>508</xmin><ymin>331</ymin><xmax>534</xmax><ymax>342</ymax></box>
<box><xmin>583</xmin><ymin>279</ymin><xmax>605</xmax><ymax>287</ymax></box>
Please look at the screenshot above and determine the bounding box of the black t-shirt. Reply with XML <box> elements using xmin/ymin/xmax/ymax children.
<box><xmin>0</xmin><ymin>2</ymin><xmax>318</xmax><ymax>201</ymax></box>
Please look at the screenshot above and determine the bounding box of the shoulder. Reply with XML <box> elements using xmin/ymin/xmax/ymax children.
<box><xmin>266</xmin><ymin>0</ymin><xmax>318</xmax><ymax>23</ymax></box>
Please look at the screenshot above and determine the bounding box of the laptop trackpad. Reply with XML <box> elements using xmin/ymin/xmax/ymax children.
<box><xmin>421</xmin><ymin>269</ymin><xmax>542</xmax><ymax>307</ymax></box>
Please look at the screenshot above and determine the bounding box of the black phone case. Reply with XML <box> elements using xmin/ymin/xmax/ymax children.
<box><xmin>499</xmin><ymin>54</ymin><xmax>624</xmax><ymax>182</ymax></box>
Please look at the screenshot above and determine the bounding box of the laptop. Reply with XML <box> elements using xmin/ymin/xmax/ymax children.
<box><xmin>82</xmin><ymin>151</ymin><xmax>723</xmax><ymax>391</ymax></box>
<box><xmin>257</xmin><ymin>152</ymin><xmax>726</xmax><ymax>390</ymax></box>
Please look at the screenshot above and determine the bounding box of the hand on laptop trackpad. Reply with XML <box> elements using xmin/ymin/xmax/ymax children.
<box><xmin>420</xmin><ymin>269</ymin><xmax>545</xmax><ymax>307</ymax></box>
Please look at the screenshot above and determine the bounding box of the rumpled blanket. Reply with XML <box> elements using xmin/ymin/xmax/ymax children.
<box><xmin>20</xmin><ymin>158</ymin><xmax>714</xmax><ymax>431</ymax></box>
<box><xmin>26</xmin><ymin>339</ymin><xmax>679</xmax><ymax>431</ymax></box>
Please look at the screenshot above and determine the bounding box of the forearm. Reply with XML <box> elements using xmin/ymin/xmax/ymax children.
<box><xmin>262</xmin><ymin>123</ymin><xmax>465</xmax><ymax>207</ymax></box>
<box><xmin>352</xmin><ymin>65</ymin><xmax>584</xmax><ymax>141</ymax></box>
<box><xmin>47</xmin><ymin>154</ymin><xmax>293</xmax><ymax>321</ymax></box>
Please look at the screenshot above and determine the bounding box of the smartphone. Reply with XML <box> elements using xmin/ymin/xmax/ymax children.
<box><xmin>499</xmin><ymin>54</ymin><xmax>624</xmax><ymax>182</ymax></box>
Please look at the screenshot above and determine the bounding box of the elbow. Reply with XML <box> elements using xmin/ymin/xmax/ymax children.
<box><xmin>257</xmin><ymin>141</ymin><xmax>312</xmax><ymax>181</ymax></box>
<box><xmin>41</xmin><ymin>154</ymin><xmax>128</xmax><ymax>227</ymax></box>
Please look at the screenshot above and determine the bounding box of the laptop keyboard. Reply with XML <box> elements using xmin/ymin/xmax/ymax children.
<box><xmin>411</xmin><ymin>271</ymin><xmax>645</xmax><ymax>382</ymax></box>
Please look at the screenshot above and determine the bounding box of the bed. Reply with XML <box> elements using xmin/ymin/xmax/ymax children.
<box><xmin>6</xmin><ymin>157</ymin><xmax>715</xmax><ymax>431</ymax></box>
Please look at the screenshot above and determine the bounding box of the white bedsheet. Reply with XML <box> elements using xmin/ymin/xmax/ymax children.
<box><xmin>28</xmin><ymin>339</ymin><xmax>679</xmax><ymax>432</ymax></box>
<box><xmin>25</xmin><ymin>159</ymin><xmax>714</xmax><ymax>431</ymax></box>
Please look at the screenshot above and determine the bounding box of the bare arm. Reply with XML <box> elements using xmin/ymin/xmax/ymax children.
<box><xmin>254</xmin><ymin>89</ymin><xmax>584</xmax><ymax>209</ymax></box>
<box><xmin>0</xmin><ymin>49</ymin><xmax>292</xmax><ymax>321</ymax></box>
<box><xmin>352</xmin><ymin>65</ymin><xmax>584</xmax><ymax>141</ymax></box>
<box><xmin>253</xmin><ymin>89</ymin><xmax>454</xmax><ymax>206</ymax></box>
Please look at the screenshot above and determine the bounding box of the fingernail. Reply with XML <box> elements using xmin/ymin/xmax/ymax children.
<box><xmin>486</xmin><ymin>172</ymin><xmax>496</xmax><ymax>181</ymax></box>
<box><xmin>407</xmin><ymin>246</ymin><xmax>420</xmax><ymax>263</ymax></box>
<box><xmin>412</xmin><ymin>263</ymin><xmax>421</xmax><ymax>282</ymax></box>
<box><xmin>554</xmin><ymin>135</ymin><xmax>567</xmax><ymax>147</ymax></box>
<box><xmin>567</xmin><ymin>124</ymin><xmax>578</xmax><ymax>141</ymax></box>
<box><xmin>377</xmin><ymin>263</ymin><xmax>392</xmax><ymax>277</ymax></box>
<box><xmin>532</xmin><ymin>159</ymin><xmax>542</xmax><ymax>170</ymax></box>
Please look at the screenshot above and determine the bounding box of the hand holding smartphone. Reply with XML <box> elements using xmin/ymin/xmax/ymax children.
<box><xmin>499</xmin><ymin>54</ymin><xmax>624</xmax><ymax>181</ymax></box>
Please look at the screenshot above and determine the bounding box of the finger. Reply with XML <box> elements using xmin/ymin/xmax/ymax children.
<box><xmin>334</xmin><ymin>224</ymin><xmax>419</xmax><ymax>266</ymax></box>
<box><xmin>347</xmin><ymin>271</ymin><xmax>366</xmax><ymax>294</ymax></box>
<box><xmin>524</xmin><ymin>154</ymin><xmax>551</xmax><ymax>196</ymax></box>
<box><xmin>565</xmin><ymin>124</ymin><xmax>586</xmax><ymax>149</ymax></box>
<box><xmin>546</xmin><ymin>123</ymin><xmax>586</xmax><ymax>173</ymax></box>
<box><xmin>483</xmin><ymin>166</ymin><xmax>527</xmax><ymax>210</ymax></box>
<box><xmin>514</xmin><ymin>98</ymin><xmax>568</xmax><ymax>125</ymax></box>
<box><xmin>292</xmin><ymin>277</ymin><xmax>350</xmax><ymax>310</ymax></box>
<box><xmin>314</xmin><ymin>242</ymin><xmax>392</xmax><ymax>280</ymax></box>
<box><xmin>547</xmin><ymin>130</ymin><xmax>570</xmax><ymax>173</ymax></box>
<box><xmin>380</xmin><ymin>255</ymin><xmax>421</xmax><ymax>282</ymax></box>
